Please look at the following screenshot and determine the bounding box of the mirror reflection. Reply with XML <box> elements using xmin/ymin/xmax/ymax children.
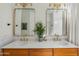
<box><xmin>14</xmin><ymin>8</ymin><xmax>35</xmax><ymax>36</ymax></box>
<box><xmin>46</xmin><ymin>9</ymin><xmax>67</xmax><ymax>36</ymax></box>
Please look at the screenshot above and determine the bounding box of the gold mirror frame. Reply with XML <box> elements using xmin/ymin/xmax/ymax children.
<box><xmin>46</xmin><ymin>8</ymin><xmax>68</xmax><ymax>37</ymax></box>
<box><xmin>13</xmin><ymin>3</ymin><xmax>35</xmax><ymax>37</ymax></box>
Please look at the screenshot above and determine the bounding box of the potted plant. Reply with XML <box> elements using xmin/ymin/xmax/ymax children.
<box><xmin>34</xmin><ymin>22</ymin><xmax>45</xmax><ymax>42</ymax></box>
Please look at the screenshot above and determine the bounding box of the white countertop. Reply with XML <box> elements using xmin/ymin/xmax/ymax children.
<box><xmin>2</xmin><ymin>40</ymin><xmax>77</xmax><ymax>48</ymax></box>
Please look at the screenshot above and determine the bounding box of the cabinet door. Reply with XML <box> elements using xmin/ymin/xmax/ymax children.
<box><xmin>54</xmin><ymin>48</ymin><xmax>77</xmax><ymax>56</ymax></box>
<box><xmin>0</xmin><ymin>49</ymin><xmax>3</xmax><ymax>56</ymax></box>
<box><xmin>3</xmin><ymin>49</ymin><xmax>29</xmax><ymax>56</ymax></box>
<box><xmin>29</xmin><ymin>48</ymin><xmax>53</xmax><ymax>56</ymax></box>
<box><xmin>77</xmin><ymin>48</ymin><xmax>79</xmax><ymax>56</ymax></box>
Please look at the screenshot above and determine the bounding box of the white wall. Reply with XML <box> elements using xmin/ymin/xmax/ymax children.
<box><xmin>70</xmin><ymin>4</ymin><xmax>78</xmax><ymax>45</ymax></box>
<box><xmin>75</xmin><ymin>4</ymin><xmax>79</xmax><ymax>46</ymax></box>
<box><xmin>0</xmin><ymin>3</ymin><xmax>15</xmax><ymax>47</ymax></box>
<box><xmin>65</xmin><ymin>4</ymin><xmax>79</xmax><ymax>45</ymax></box>
<box><xmin>32</xmin><ymin>3</ymin><xmax>49</xmax><ymax>25</ymax></box>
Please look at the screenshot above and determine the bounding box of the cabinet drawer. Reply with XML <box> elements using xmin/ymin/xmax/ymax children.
<box><xmin>29</xmin><ymin>51</ymin><xmax>52</xmax><ymax>56</ymax></box>
<box><xmin>54</xmin><ymin>48</ymin><xmax>77</xmax><ymax>56</ymax></box>
<box><xmin>3</xmin><ymin>49</ymin><xmax>29</xmax><ymax>56</ymax></box>
<box><xmin>29</xmin><ymin>48</ymin><xmax>53</xmax><ymax>56</ymax></box>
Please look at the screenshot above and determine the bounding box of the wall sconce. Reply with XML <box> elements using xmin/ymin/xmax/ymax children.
<box><xmin>15</xmin><ymin>3</ymin><xmax>32</xmax><ymax>8</ymax></box>
<box><xmin>49</xmin><ymin>3</ymin><xmax>61</xmax><ymax>9</ymax></box>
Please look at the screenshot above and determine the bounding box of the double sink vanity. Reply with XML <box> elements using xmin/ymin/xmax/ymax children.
<box><xmin>0</xmin><ymin>38</ymin><xmax>78</xmax><ymax>56</ymax></box>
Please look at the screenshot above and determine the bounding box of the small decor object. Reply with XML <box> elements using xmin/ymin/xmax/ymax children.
<box><xmin>34</xmin><ymin>22</ymin><xmax>45</xmax><ymax>42</ymax></box>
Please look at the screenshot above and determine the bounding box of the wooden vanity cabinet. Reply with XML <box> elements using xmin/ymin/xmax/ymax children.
<box><xmin>54</xmin><ymin>48</ymin><xmax>77</xmax><ymax>56</ymax></box>
<box><xmin>29</xmin><ymin>48</ymin><xmax>53</xmax><ymax>56</ymax></box>
<box><xmin>3</xmin><ymin>49</ymin><xmax>29</xmax><ymax>56</ymax></box>
<box><xmin>3</xmin><ymin>48</ymin><xmax>78</xmax><ymax>56</ymax></box>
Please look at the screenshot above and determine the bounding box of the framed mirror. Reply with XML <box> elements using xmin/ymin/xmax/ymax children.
<box><xmin>46</xmin><ymin>9</ymin><xmax>67</xmax><ymax>36</ymax></box>
<box><xmin>13</xmin><ymin>8</ymin><xmax>35</xmax><ymax>36</ymax></box>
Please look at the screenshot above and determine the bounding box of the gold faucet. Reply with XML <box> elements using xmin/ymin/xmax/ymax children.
<box><xmin>54</xmin><ymin>34</ymin><xmax>59</xmax><ymax>41</ymax></box>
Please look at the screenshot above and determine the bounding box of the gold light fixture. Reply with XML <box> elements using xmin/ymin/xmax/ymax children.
<box><xmin>15</xmin><ymin>3</ymin><xmax>32</xmax><ymax>8</ymax></box>
<box><xmin>49</xmin><ymin>3</ymin><xmax>61</xmax><ymax>9</ymax></box>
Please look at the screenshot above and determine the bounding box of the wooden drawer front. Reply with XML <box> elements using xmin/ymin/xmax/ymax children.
<box><xmin>54</xmin><ymin>48</ymin><xmax>77</xmax><ymax>56</ymax></box>
<box><xmin>3</xmin><ymin>49</ymin><xmax>29</xmax><ymax>56</ymax></box>
<box><xmin>29</xmin><ymin>48</ymin><xmax>53</xmax><ymax>56</ymax></box>
<box><xmin>29</xmin><ymin>51</ymin><xmax>52</xmax><ymax>56</ymax></box>
<box><xmin>0</xmin><ymin>49</ymin><xmax>3</xmax><ymax>56</ymax></box>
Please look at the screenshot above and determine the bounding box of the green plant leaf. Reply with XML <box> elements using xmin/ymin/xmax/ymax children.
<box><xmin>34</xmin><ymin>22</ymin><xmax>45</xmax><ymax>38</ymax></box>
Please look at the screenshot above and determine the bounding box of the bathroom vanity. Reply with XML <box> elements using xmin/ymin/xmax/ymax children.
<box><xmin>2</xmin><ymin>3</ymin><xmax>77</xmax><ymax>56</ymax></box>
<box><xmin>0</xmin><ymin>40</ymin><xmax>78</xmax><ymax>56</ymax></box>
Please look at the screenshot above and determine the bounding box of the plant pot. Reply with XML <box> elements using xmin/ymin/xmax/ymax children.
<box><xmin>38</xmin><ymin>37</ymin><xmax>43</xmax><ymax>42</ymax></box>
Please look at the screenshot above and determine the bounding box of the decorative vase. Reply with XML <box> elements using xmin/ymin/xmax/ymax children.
<box><xmin>38</xmin><ymin>37</ymin><xmax>43</xmax><ymax>42</ymax></box>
